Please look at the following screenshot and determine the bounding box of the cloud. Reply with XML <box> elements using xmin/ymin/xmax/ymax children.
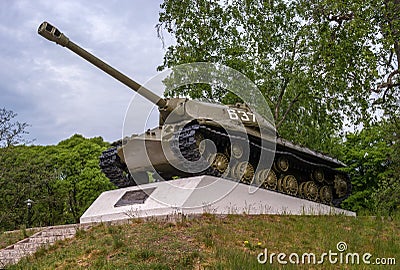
<box><xmin>0</xmin><ymin>0</ymin><xmax>165</xmax><ymax>145</ymax></box>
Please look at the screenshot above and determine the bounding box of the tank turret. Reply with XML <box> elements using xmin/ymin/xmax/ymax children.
<box><xmin>38</xmin><ymin>21</ymin><xmax>351</xmax><ymax>207</ymax></box>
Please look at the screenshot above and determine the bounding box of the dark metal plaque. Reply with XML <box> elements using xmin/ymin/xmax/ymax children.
<box><xmin>114</xmin><ymin>188</ymin><xmax>156</xmax><ymax>207</ymax></box>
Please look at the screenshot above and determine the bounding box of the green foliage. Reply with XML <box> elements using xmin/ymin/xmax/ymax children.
<box><xmin>54</xmin><ymin>135</ymin><xmax>115</xmax><ymax>223</ymax></box>
<box><xmin>0</xmin><ymin>134</ymin><xmax>114</xmax><ymax>230</ymax></box>
<box><xmin>370</xmin><ymin>118</ymin><xmax>400</xmax><ymax>215</ymax></box>
<box><xmin>157</xmin><ymin>0</ymin><xmax>399</xmax><ymax>153</ymax></box>
<box><xmin>341</xmin><ymin>120</ymin><xmax>399</xmax><ymax>214</ymax></box>
<box><xmin>372</xmin><ymin>177</ymin><xmax>400</xmax><ymax>215</ymax></box>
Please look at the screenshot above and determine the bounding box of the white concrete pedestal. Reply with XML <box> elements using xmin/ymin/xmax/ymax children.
<box><xmin>80</xmin><ymin>176</ymin><xmax>355</xmax><ymax>223</ymax></box>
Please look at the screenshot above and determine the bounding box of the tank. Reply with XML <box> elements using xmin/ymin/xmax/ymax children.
<box><xmin>38</xmin><ymin>21</ymin><xmax>351</xmax><ymax>207</ymax></box>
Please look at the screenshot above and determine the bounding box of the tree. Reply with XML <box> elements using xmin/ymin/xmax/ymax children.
<box><xmin>0</xmin><ymin>108</ymin><xmax>29</xmax><ymax>147</ymax></box>
<box><xmin>157</xmin><ymin>0</ymin><xmax>399</xmax><ymax>153</ymax></box>
<box><xmin>0</xmin><ymin>108</ymin><xmax>32</xmax><ymax>229</ymax></box>
<box><xmin>340</xmin><ymin>120</ymin><xmax>398</xmax><ymax>214</ymax></box>
<box><xmin>54</xmin><ymin>134</ymin><xmax>115</xmax><ymax>223</ymax></box>
<box><xmin>369</xmin><ymin>117</ymin><xmax>400</xmax><ymax>215</ymax></box>
<box><xmin>0</xmin><ymin>134</ymin><xmax>114</xmax><ymax>230</ymax></box>
<box><xmin>0</xmin><ymin>145</ymin><xmax>54</xmax><ymax>229</ymax></box>
<box><xmin>371</xmin><ymin>0</ymin><xmax>400</xmax><ymax>117</ymax></box>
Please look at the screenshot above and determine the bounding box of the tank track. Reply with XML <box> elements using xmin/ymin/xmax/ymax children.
<box><xmin>99</xmin><ymin>147</ymin><xmax>135</xmax><ymax>188</ymax></box>
<box><xmin>170</xmin><ymin>123</ymin><xmax>219</xmax><ymax>177</ymax></box>
<box><xmin>171</xmin><ymin>122</ymin><xmax>351</xmax><ymax>207</ymax></box>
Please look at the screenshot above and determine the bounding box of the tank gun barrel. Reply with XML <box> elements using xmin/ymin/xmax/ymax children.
<box><xmin>38</xmin><ymin>21</ymin><xmax>167</xmax><ymax>108</ymax></box>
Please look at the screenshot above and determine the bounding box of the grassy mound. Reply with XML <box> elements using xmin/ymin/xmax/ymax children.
<box><xmin>6</xmin><ymin>214</ymin><xmax>399</xmax><ymax>269</ymax></box>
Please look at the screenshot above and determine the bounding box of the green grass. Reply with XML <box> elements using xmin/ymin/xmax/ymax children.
<box><xmin>5</xmin><ymin>214</ymin><xmax>400</xmax><ymax>269</ymax></box>
<box><xmin>0</xmin><ymin>226</ymin><xmax>39</xmax><ymax>249</ymax></box>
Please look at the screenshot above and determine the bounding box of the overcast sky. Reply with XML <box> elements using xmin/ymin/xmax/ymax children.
<box><xmin>0</xmin><ymin>0</ymin><xmax>168</xmax><ymax>145</ymax></box>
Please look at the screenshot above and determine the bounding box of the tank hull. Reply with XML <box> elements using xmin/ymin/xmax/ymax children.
<box><xmin>100</xmin><ymin>121</ymin><xmax>351</xmax><ymax>207</ymax></box>
<box><xmin>120</xmin><ymin>127</ymin><xmax>192</xmax><ymax>179</ymax></box>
